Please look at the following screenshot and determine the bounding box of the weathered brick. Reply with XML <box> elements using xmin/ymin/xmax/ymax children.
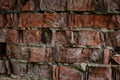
<box><xmin>17</xmin><ymin>0</ymin><xmax>37</xmax><ymax>11</ymax></box>
<box><xmin>0</xmin><ymin>60</ymin><xmax>6</xmax><ymax>74</ymax></box>
<box><xmin>27</xmin><ymin>64</ymin><xmax>51</xmax><ymax>80</ymax></box>
<box><xmin>58</xmin><ymin>66</ymin><xmax>85</xmax><ymax>80</ymax></box>
<box><xmin>108</xmin><ymin>0</ymin><xmax>120</xmax><ymax>12</ymax></box>
<box><xmin>69</xmin><ymin>14</ymin><xmax>118</xmax><ymax>29</ymax></box>
<box><xmin>7</xmin><ymin>45</ymin><xmax>30</xmax><ymax>60</ymax></box>
<box><xmin>11</xmin><ymin>61</ymin><xmax>27</xmax><ymax>76</ymax></box>
<box><xmin>29</xmin><ymin>47</ymin><xmax>52</xmax><ymax>62</ymax></box>
<box><xmin>0</xmin><ymin>14</ymin><xmax>4</xmax><ymax>27</ymax></box>
<box><xmin>94</xmin><ymin>0</ymin><xmax>108</xmax><ymax>12</ymax></box>
<box><xmin>74</xmin><ymin>31</ymin><xmax>102</xmax><ymax>46</ymax></box>
<box><xmin>105</xmin><ymin>31</ymin><xmax>120</xmax><ymax>47</ymax></box>
<box><xmin>68</xmin><ymin>0</ymin><xmax>94</xmax><ymax>11</ymax></box>
<box><xmin>53</xmin><ymin>47</ymin><xmax>104</xmax><ymax>63</ymax></box>
<box><xmin>44</xmin><ymin>13</ymin><xmax>67</xmax><ymax>28</ymax></box>
<box><xmin>40</xmin><ymin>0</ymin><xmax>67</xmax><ymax>11</ymax></box>
<box><xmin>51</xmin><ymin>30</ymin><xmax>72</xmax><ymax>46</ymax></box>
<box><xmin>88</xmin><ymin>67</ymin><xmax>111</xmax><ymax>80</ymax></box>
<box><xmin>0</xmin><ymin>29</ymin><xmax>5</xmax><ymax>42</ymax></box>
<box><xmin>5</xmin><ymin>14</ymin><xmax>18</xmax><ymax>27</ymax></box>
<box><xmin>19</xmin><ymin>13</ymin><xmax>43</xmax><ymax>28</ymax></box>
<box><xmin>0</xmin><ymin>77</ymin><xmax>16</xmax><ymax>80</ymax></box>
<box><xmin>6</xmin><ymin>29</ymin><xmax>19</xmax><ymax>44</ymax></box>
<box><xmin>0</xmin><ymin>0</ymin><xmax>16</xmax><ymax>11</ymax></box>
<box><xmin>23</xmin><ymin>30</ymin><xmax>40</xmax><ymax>44</ymax></box>
<box><xmin>112</xmin><ymin>67</ymin><xmax>120</xmax><ymax>80</ymax></box>
<box><xmin>40</xmin><ymin>30</ymin><xmax>52</xmax><ymax>44</ymax></box>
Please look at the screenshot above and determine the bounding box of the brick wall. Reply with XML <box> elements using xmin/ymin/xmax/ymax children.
<box><xmin>0</xmin><ymin>0</ymin><xmax>120</xmax><ymax>80</ymax></box>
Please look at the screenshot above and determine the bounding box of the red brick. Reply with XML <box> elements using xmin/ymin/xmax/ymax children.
<box><xmin>6</xmin><ymin>29</ymin><xmax>19</xmax><ymax>44</ymax></box>
<box><xmin>40</xmin><ymin>0</ymin><xmax>67</xmax><ymax>11</ymax></box>
<box><xmin>19</xmin><ymin>13</ymin><xmax>43</xmax><ymax>28</ymax></box>
<box><xmin>7</xmin><ymin>45</ymin><xmax>30</xmax><ymax>60</ymax></box>
<box><xmin>27</xmin><ymin>64</ymin><xmax>51</xmax><ymax>80</ymax></box>
<box><xmin>54</xmin><ymin>47</ymin><xmax>104</xmax><ymax>63</ymax></box>
<box><xmin>0</xmin><ymin>14</ymin><xmax>4</xmax><ymax>27</ymax></box>
<box><xmin>75</xmin><ymin>31</ymin><xmax>102</xmax><ymax>46</ymax></box>
<box><xmin>52</xmin><ymin>30</ymin><xmax>72</xmax><ymax>47</ymax></box>
<box><xmin>29</xmin><ymin>47</ymin><xmax>52</xmax><ymax>62</ymax></box>
<box><xmin>0</xmin><ymin>0</ymin><xmax>16</xmax><ymax>10</ymax></box>
<box><xmin>0</xmin><ymin>29</ymin><xmax>5</xmax><ymax>42</ymax></box>
<box><xmin>5</xmin><ymin>14</ymin><xmax>18</xmax><ymax>27</ymax></box>
<box><xmin>17</xmin><ymin>0</ymin><xmax>36</xmax><ymax>11</ymax></box>
<box><xmin>68</xmin><ymin>0</ymin><xmax>94</xmax><ymax>11</ymax></box>
<box><xmin>44</xmin><ymin>13</ymin><xmax>67</xmax><ymax>28</ymax></box>
<box><xmin>11</xmin><ymin>61</ymin><xmax>27</xmax><ymax>76</ymax></box>
<box><xmin>88</xmin><ymin>67</ymin><xmax>111</xmax><ymax>80</ymax></box>
<box><xmin>105</xmin><ymin>31</ymin><xmax>120</xmax><ymax>47</ymax></box>
<box><xmin>104</xmin><ymin>49</ymin><xmax>110</xmax><ymax>64</ymax></box>
<box><xmin>23</xmin><ymin>30</ymin><xmax>40</xmax><ymax>44</ymax></box>
<box><xmin>112</xmin><ymin>67</ymin><xmax>120</xmax><ymax>80</ymax></box>
<box><xmin>69</xmin><ymin>14</ymin><xmax>118</xmax><ymax>29</ymax></box>
<box><xmin>58</xmin><ymin>66</ymin><xmax>85</xmax><ymax>80</ymax></box>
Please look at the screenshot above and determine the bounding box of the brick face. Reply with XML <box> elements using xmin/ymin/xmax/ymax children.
<box><xmin>69</xmin><ymin>14</ymin><xmax>118</xmax><ymax>29</ymax></box>
<box><xmin>54</xmin><ymin>47</ymin><xmax>104</xmax><ymax>63</ymax></box>
<box><xmin>19</xmin><ymin>13</ymin><xmax>43</xmax><ymax>28</ymax></box>
<box><xmin>44</xmin><ymin>13</ymin><xmax>67</xmax><ymax>28</ymax></box>
<box><xmin>40</xmin><ymin>0</ymin><xmax>67</xmax><ymax>11</ymax></box>
<box><xmin>29</xmin><ymin>47</ymin><xmax>52</xmax><ymax>62</ymax></box>
<box><xmin>74</xmin><ymin>31</ymin><xmax>102</xmax><ymax>46</ymax></box>
<box><xmin>0</xmin><ymin>14</ymin><xmax>4</xmax><ymax>27</ymax></box>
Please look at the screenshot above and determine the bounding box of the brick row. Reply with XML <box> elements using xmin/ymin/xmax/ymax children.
<box><xmin>0</xmin><ymin>0</ymin><xmax>120</xmax><ymax>12</ymax></box>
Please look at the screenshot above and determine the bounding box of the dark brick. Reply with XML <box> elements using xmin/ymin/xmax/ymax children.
<box><xmin>5</xmin><ymin>14</ymin><xmax>18</xmax><ymax>27</ymax></box>
<box><xmin>0</xmin><ymin>60</ymin><xmax>6</xmax><ymax>74</ymax></box>
<box><xmin>74</xmin><ymin>31</ymin><xmax>102</xmax><ymax>46</ymax></box>
<box><xmin>52</xmin><ymin>30</ymin><xmax>72</xmax><ymax>47</ymax></box>
<box><xmin>0</xmin><ymin>29</ymin><xmax>5</xmax><ymax>42</ymax></box>
<box><xmin>29</xmin><ymin>47</ymin><xmax>52</xmax><ymax>62</ymax></box>
<box><xmin>19</xmin><ymin>13</ymin><xmax>43</xmax><ymax>28</ymax></box>
<box><xmin>88</xmin><ymin>67</ymin><xmax>111</xmax><ymax>80</ymax></box>
<box><xmin>58</xmin><ymin>66</ymin><xmax>85</xmax><ymax>80</ymax></box>
<box><xmin>40</xmin><ymin>0</ymin><xmax>67</xmax><ymax>11</ymax></box>
<box><xmin>69</xmin><ymin>14</ymin><xmax>118</xmax><ymax>29</ymax></box>
<box><xmin>27</xmin><ymin>64</ymin><xmax>52</xmax><ymax>80</ymax></box>
<box><xmin>6</xmin><ymin>29</ymin><xmax>19</xmax><ymax>44</ymax></box>
<box><xmin>112</xmin><ymin>67</ymin><xmax>120</xmax><ymax>80</ymax></box>
<box><xmin>54</xmin><ymin>47</ymin><xmax>104</xmax><ymax>63</ymax></box>
<box><xmin>7</xmin><ymin>45</ymin><xmax>30</xmax><ymax>60</ymax></box>
<box><xmin>105</xmin><ymin>31</ymin><xmax>120</xmax><ymax>47</ymax></box>
<box><xmin>44</xmin><ymin>13</ymin><xmax>67</xmax><ymax>28</ymax></box>
<box><xmin>40</xmin><ymin>30</ymin><xmax>52</xmax><ymax>44</ymax></box>
<box><xmin>17</xmin><ymin>0</ymin><xmax>35</xmax><ymax>11</ymax></box>
<box><xmin>0</xmin><ymin>0</ymin><xmax>16</xmax><ymax>11</ymax></box>
<box><xmin>0</xmin><ymin>14</ymin><xmax>4</xmax><ymax>27</ymax></box>
<box><xmin>23</xmin><ymin>30</ymin><xmax>40</xmax><ymax>44</ymax></box>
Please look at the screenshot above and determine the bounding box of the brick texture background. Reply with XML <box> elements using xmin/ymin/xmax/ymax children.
<box><xmin>0</xmin><ymin>0</ymin><xmax>120</xmax><ymax>80</ymax></box>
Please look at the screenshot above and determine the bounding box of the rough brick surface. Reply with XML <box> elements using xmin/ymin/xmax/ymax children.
<box><xmin>58</xmin><ymin>66</ymin><xmax>85</xmax><ymax>80</ymax></box>
<box><xmin>0</xmin><ymin>29</ymin><xmax>5</xmax><ymax>42</ymax></box>
<box><xmin>6</xmin><ymin>29</ymin><xmax>19</xmax><ymax>44</ymax></box>
<box><xmin>0</xmin><ymin>0</ymin><xmax>16</xmax><ymax>11</ymax></box>
<box><xmin>69</xmin><ymin>14</ymin><xmax>118</xmax><ymax>29</ymax></box>
<box><xmin>0</xmin><ymin>14</ymin><xmax>4</xmax><ymax>27</ymax></box>
<box><xmin>54</xmin><ymin>47</ymin><xmax>103</xmax><ymax>63</ymax></box>
<box><xmin>74</xmin><ymin>31</ymin><xmax>102</xmax><ymax>46</ymax></box>
<box><xmin>88</xmin><ymin>67</ymin><xmax>111</xmax><ymax>80</ymax></box>
<box><xmin>29</xmin><ymin>47</ymin><xmax>52</xmax><ymax>62</ymax></box>
<box><xmin>7</xmin><ymin>45</ymin><xmax>30</xmax><ymax>60</ymax></box>
<box><xmin>19</xmin><ymin>13</ymin><xmax>43</xmax><ymax>28</ymax></box>
<box><xmin>40</xmin><ymin>0</ymin><xmax>67</xmax><ymax>11</ymax></box>
<box><xmin>68</xmin><ymin>0</ymin><xmax>94</xmax><ymax>11</ymax></box>
<box><xmin>23</xmin><ymin>30</ymin><xmax>40</xmax><ymax>44</ymax></box>
<box><xmin>44</xmin><ymin>13</ymin><xmax>67</xmax><ymax>28</ymax></box>
<box><xmin>105</xmin><ymin>30</ymin><xmax>120</xmax><ymax>47</ymax></box>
